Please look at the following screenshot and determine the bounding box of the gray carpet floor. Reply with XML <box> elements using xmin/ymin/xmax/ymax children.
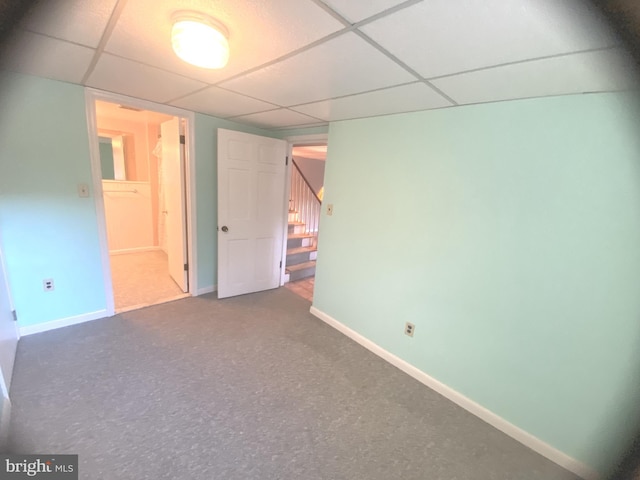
<box><xmin>7</xmin><ymin>288</ymin><xmax>578</xmax><ymax>480</ymax></box>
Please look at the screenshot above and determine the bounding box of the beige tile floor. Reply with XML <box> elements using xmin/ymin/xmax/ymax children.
<box><xmin>284</xmin><ymin>277</ymin><xmax>314</xmax><ymax>302</ymax></box>
<box><xmin>110</xmin><ymin>250</ymin><xmax>188</xmax><ymax>312</ymax></box>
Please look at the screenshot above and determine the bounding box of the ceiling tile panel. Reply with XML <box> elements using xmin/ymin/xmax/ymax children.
<box><xmin>361</xmin><ymin>0</ymin><xmax>620</xmax><ymax>78</ymax></box>
<box><xmin>170</xmin><ymin>87</ymin><xmax>277</xmax><ymax>118</ymax></box>
<box><xmin>230</xmin><ymin>109</ymin><xmax>324</xmax><ymax>129</ymax></box>
<box><xmin>86</xmin><ymin>54</ymin><xmax>207</xmax><ymax>104</ymax></box>
<box><xmin>2</xmin><ymin>31</ymin><xmax>94</xmax><ymax>84</ymax></box>
<box><xmin>432</xmin><ymin>49</ymin><xmax>639</xmax><ymax>105</ymax></box>
<box><xmin>21</xmin><ymin>0</ymin><xmax>118</xmax><ymax>48</ymax></box>
<box><xmin>320</xmin><ymin>0</ymin><xmax>411</xmax><ymax>23</ymax></box>
<box><xmin>220</xmin><ymin>32</ymin><xmax>416</xmax><ymax>106</ymax></box>
<box><xmin>292</xmin><ymin>82</ymin><xmax>452</xmax><ymax>121</ymax></box>
<box><xmin>104</xmin><ymin>0</ymin><xmax>344</xmax><ymax>84</ymax></box>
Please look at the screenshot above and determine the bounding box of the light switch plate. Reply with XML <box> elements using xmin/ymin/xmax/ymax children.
<box><xmin>78</xmin><ymin>183</ymin><xmax>90</xmax><ymax>197</ymax></box>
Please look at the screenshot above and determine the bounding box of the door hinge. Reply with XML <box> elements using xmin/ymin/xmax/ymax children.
<box><xmin>285</xmin><ymin>156</ymin><xmax>288</xmax><ymax>166</ymax></box>
<box><xmin>279</xmin><ymin>261</ymin><xmax>282</xmax><ymax>268</ymax></box>
<box><xmin>184</xmin><ymin>263</ymin><xmax>188</xmax><ymax>271</ymax></box>
<box><xmin>180</xmin><ymin>135</ymin><xmax>186</xmax><ymax>145</ymax></box>
<box><xmin>11</xmin><ymin>310</ymin><xmax>17</xmax><ymax>322</ymax></box>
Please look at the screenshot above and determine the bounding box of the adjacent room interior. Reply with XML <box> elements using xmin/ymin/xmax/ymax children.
<box><xmin>95</xmin><ymin>100</ymin><xmax>190</xmax><ymax>312</ymax></box>
<box><xmin>284</xmin><ymin>144</ymin><xmax>326</xmax><ymax>302</ymax></box>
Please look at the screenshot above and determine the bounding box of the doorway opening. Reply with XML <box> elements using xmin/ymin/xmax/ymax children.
<box><xmin>87</xmin><ymin>94</ymin><xmax>195</xmax><ymax>314</ymax></box>
<box><xmin>284</xmin><ymin>143</ymin><xmax>327</xmax><ymax>302</ymax></box>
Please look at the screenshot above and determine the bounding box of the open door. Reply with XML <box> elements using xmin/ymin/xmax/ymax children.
<box><xmin>0</xmin><ymin>234</ymin><xmax>18</xmax><ymax>393</ymax></box>
<box><xmin>217</xmin><ymin>129</ymin><xmax>287</xmax><ymax>298</ymax></box>
<box><xmin>161</xmin><ymin>118</ymin><xmax>188</xmax><ymax>292</ymax></box>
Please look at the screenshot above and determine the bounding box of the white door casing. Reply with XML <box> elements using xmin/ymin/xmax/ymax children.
<box><xmin>161</xmin><ymin>118</ymin><xmax>188</xmax><ymax>292</ymax></box>
<box><xmin>217</xmin><ymin>129</ymin><xmax>287</xmax><ymax>299</ymax></box>
<box><xmin>0</xmin><ymin>235</ymin><xmax>18</xmax><ymax>393</ymax></box>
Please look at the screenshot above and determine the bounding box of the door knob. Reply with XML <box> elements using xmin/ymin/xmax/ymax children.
<box><xmin>221</xmin><ymin>226</ymin><xmax>229</xmax><ymax>232</ymax></box>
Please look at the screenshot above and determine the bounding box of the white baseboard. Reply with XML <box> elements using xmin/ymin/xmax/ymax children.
<box><xmin>0</xmin><ymin>395</ymin><xmax>10</xmax><ymax>451</ymax></box>
<box><xmin>19</xmin><ymin>309</ymin><xmax>109</xmax><ymax>336</ymax></box>
<box><xmin>309</xmin><ymin>306</ymin><xmax>599</xmax><ymax>480</ymax></box>
<box><xmin>196</xmin><ymin>285</ymin><xmax>217</xmax><ymax>296</ymax></box>
<box><xmin>109</xmin><ymin>246</ymin><xmax>161</xmax><ymax>255</ymax></box>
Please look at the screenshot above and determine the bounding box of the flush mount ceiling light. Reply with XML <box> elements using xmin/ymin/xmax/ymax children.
<box><xmin>171</xmin><ymin>11</ymin><xmax>229</xmax><ymax>69</ymax></box>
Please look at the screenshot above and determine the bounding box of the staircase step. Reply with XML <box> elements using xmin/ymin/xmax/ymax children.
<box><xmin>288</xmin><ymin>222</ymin><xmax>306</xmax><ymax>234</ymax></box>
<box><xmin>286</xmin><ymin>246</ymin><xmax>317</xmax><ymax>266</ymax></box>
<box><xmin>287</xmin><ymin>233</ymin><xmax>316</xmax><ymax>249</ymax></box>
<box><xmin>285</xmin><ymin>260</ymin><xmax>316</xmax><ymax>281</ymax></box>
<box><xmin>287</xmin><ymin>246</ymin><xmax>316</xmax><ymax>255</ymax></box>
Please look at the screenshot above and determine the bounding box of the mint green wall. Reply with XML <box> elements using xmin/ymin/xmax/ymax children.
<box><xmin>0</xmin><ymin>72</ymin><xmax>280</xmax><ymax>321</ymax></box>
<box><xmin>193</xmin><ymin>113</ymin><xmax>276</xmax><ymax>291</ymax></box>
<box><xmin>313</xmin><ymin>93</ymin><xmax>640</xmax><ymax>474</ymax></box>
<box><xmin>0</xmin><ymin>73</ymin><xmax>107</xmax><ymax>327</ymax></box>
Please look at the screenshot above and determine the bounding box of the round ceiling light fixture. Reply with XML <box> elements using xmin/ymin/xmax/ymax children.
<box><xmin>171</xmin><ymin>11</ymin><xmax>229</xmax><ymax>69</ymax></box>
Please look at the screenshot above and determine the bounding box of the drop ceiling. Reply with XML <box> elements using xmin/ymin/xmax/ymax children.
<box><xmin>1</xmin><ymin>0</ymin><xmax>637</xmax><ymax>130</ymax></box>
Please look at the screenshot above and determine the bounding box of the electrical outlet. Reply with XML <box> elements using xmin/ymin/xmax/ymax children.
<box><xmin>43</xmin><ymin>278</ymin><xmax>55</xmax><ymax>291</ymax></box>
<box><xmin>404</xmin><ymin>322</ymin><xmax>415</xmax><ymax>337</ymax></box>
<box><xmin>326</xmin><ymin>204</ymin><xmax>333</xmax><ymax>216</ymax></box>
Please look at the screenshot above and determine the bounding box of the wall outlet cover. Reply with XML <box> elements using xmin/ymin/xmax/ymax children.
<box><xmin>404</xmin><ymin>322</ymin><xmax>415</xmax><ymax>337</ymax></box>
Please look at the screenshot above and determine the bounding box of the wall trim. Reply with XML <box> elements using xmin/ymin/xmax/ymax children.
<box><xmin>309</xmin><ymin>306</ymin><xmax>599</xmax><ymax>480</ymax></box>
<box><xmin>196</xmin><ymin>285</ymin><xmax>217</xmax><ymax>296</ymax></box>
<box><xmin>109</xmin><ymin>246</ymin><xmax>161</xmax><ymax>255</ymax></box>
<box><xmin>19</xmin><ymin>310</ymin><xmax>108</xmax><ymax>336</ymax></box>
<box><xmin>283</xmin><ymin>133</ymin><xmax>328</xmax><ymax>145</ymax></box>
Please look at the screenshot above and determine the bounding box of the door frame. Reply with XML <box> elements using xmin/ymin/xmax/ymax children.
<box><xmin>280</xmin><ymin>133</ymin><xmax>328</xmax><ymax>286</ymax></box>
<box><xmin>0</xmin><ymin>232</ymin><xmax>17</xmax><ymax>450</ymax></box>
<box><xmin>84</xmin><ymin>88</ymin><xmax>198</xmax><ymax>316</ymax></box>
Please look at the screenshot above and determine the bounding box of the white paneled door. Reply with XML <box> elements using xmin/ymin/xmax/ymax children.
<box><xmin>217</xmin><ymin>129</ymin><xmax>287</xmax><ymax>299</ymax></box>
<box><xmin>161</xmin><ymin>118</ymin><xmax>188</xmax><ymax>292</ymax></box>
<box><xmin>0</xmin><ymin>235</ymin><xmax>18</xmax><ymax>394</ymax></box>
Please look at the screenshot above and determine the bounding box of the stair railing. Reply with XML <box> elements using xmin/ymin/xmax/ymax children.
<box><xmin>290</xmin><ymin>158</ymin><xmax>321</xmax><ymax>243</ymax></box>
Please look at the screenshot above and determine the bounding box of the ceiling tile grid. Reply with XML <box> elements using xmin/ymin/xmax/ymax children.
<box><xmin>2</xmin><ymin>0</ymin><xmax>638</xmax><ymax>129</ymax></box>
<box><xmin>291</xmin><ymin>82</ymin><xmax>452</xmax><ymax>121</ymax></box>
<box><xmin>86</xmin><ymin>54</ymin><xmax>208</xmax><ymax>104</ymax></box>
<box><xmin>229</xmin><ymin>108</ymin><xmax>324</xmax><ymax>129</ymax></box>
<box><xmin>432</xmin><ymin>48</ymin><xmax>640</xmax><ymax>105</ymax></box>
<box><xmin>360</xmin><ymin>0</ymin><xmax>620</xmax><ymax>79</ymax></box>
<box><xmin>219</xmin><ymin>32</ymin><xmax>416</xmax><ymax>107</ymax></box>
<box><xmin>169</xmin><ymin>86</ymin><xmax>279</xmax><ymax>118</ymax></box>
<box><xmin>318</xmin><ymin>0</ymin><xmax>413</xmax><ymax>24</ymax></box>
<box><xmin>20</xmin><ymin>0</ymin><xmax>118</xmax><ymax>48</ymax></box>
<box><xmin>103</xmin><ymin>0</ymin><xmax>345</xmax><ymax>85</ymax></box>
<box><xmin>1</xmin><ymin>30</ymin><xmax>95</xmax><ymax>84</ymax></box>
